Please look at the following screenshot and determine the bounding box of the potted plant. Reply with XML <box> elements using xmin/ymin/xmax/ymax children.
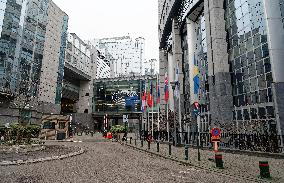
<box><xmin>110</xmin><ymin>125</ymin><xmax>127</xmax><ymax>141</ymax></box>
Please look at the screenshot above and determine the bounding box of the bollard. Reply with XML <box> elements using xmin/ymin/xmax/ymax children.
<box><xmin>148</xmin><ymin>140</ymin><xmax>151</xmax><ymax>150</ymax></box>
<box><xmin>134</xmin><ymin>139</ymin><xmax>137</xmax><ymax>146</ymax></box>
<box><xmin>259</xmin><ymin>161</ymin><xmax>271</xmax><ymax>178</ymax></box>
<box><xmin>169</xmin><ymin>143</ymin><xmax>172</xmax><ymax>156</ymax></box>
<box><xmin>130</xmin><ymin>137</ymin><xmax>132</xmax><ymax>144</ymax></box>
<box><xmin>141</xmin><ymin>140</ymin><xmax>143</xmax><ymax>147</ymax></box>
<box><xmin>185</xmin><ymin>145</ymin><xmax>189</xmax><ymax>161</ymax></box>
<box><xmin>215</xmin><ymin>154</ymin><xmax>224</xmax><ymax>169</ymax></box>
<box><xmin>157</xmin><ymin>141</ymin><xmax>160</xmax><ymax>152</ymax></box>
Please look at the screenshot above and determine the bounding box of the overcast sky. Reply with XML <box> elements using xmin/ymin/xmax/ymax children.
<box><xmin>52</xmin><ymin>0</ymin><xmax>159</xmax><ymax>62</ymax></box>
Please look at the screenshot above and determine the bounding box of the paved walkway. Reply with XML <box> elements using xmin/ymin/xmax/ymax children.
<box><xmin>123</xmin><ymin>139</ymin><xmax>284</xmax><ymax>182</ymax></box>
<box><xmin>0</xmin><ymin>134</ymin><xmax>259</xmax><ymax>183</ymax></box>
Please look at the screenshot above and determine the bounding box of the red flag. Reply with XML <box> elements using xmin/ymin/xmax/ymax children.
<box><xmin>141</xmin><ymin>86</ymin><xmax>147</xmax><ymax>112</ymax></box>
<box><xmin>164</xmin><ymin>73</ymin><xmax>169</xmax><ymax>102</ymax></box>
<box><xmin>147</xmin><ymin>82</ymin><xmax>153</xmax><ymax>107</ymax></box>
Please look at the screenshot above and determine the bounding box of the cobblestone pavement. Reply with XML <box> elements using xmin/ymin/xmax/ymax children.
<box><xmin>0</xmin><ymin>134</ymin><xmax>257</xmax><ymax>183</ymax></box>
<box><xmin>0</xmin><ymin>145</ymin><xmax>79</xmax><ymax>162</ymax></box>
<box><xmin>124</xmin><ymin>139</ymin><xmax>284</xmax><ymax>182</ymax></box>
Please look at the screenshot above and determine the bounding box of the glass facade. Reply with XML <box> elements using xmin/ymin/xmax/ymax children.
<box><xmin>0</xmin><ymin>0</ymin><xmax>27</xmax><ymax>94</ymax></box>
<box><xmin>55</xmin><ymin>14</ymin><xmax>68</xmax><ymax>104</ymax></box>
<box><xmin>225</xmin><ymin>0</ymin><xmax>276</xmax><ymax>134</ymax></box>
<box><xmin>18</xmin><ymin>0</ymin><xmax>49</xmax><ymax>96</ymax></box>
<box><xmin>0</xmin><ymin>0</ymin><xmax>51</xmax><ymax>96</ymax></box>
<box><xmin>93</xmin><ymin>78</ymin><xmax>158</xmax><ymax>114</ymax></box>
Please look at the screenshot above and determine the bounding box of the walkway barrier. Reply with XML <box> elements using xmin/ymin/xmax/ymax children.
<box><xmin>169</xmin><ymin>142</ymin><xmax>172</xmax><ymax>156</ymax></box>
<box><xmin>215</xmin><ymin>154</ymin><xmax>224</xmax><ymax>169</ymax></box>
<box><xmin>185</xmin><ymin>145</ymin><xmax>189</xmax><ymax>160</ymax></box>
<box><xmin>259</xmin><ymin>161</ymin><xmax>271</xmax><ymax>178</ymax></box>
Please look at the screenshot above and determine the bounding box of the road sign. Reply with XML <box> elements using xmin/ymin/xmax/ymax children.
<box><xmin>123</xmin><ymin>115</ymin><xmax>128</xmax><ymax>123</ymax></box>
<box><xmin>193</xmin><ymin>102</ymin><xmax>200</xmax><ymax>116</ymax></box>
<box><xmin>211</xmin><ymin>128</ymin><xmax>221</xmax><ymax>142</ymax></box>
<box><xmin>211</xmin><ymin>128</ymin><xmax>221</xmax><ymax>137</ymax></box>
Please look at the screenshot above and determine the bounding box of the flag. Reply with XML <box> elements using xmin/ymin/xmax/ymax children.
<box><xmin>147</xmin><ymin>81</ymin><xmax>153</xmax><ymax>107</ymax></box>
<box><xmin>156</xmin><ymin>80</ymin><xmax>160</xmax><ymax>104</ymax></box>
<box><xmin>141</xmin><ymin>81</ymin><xmax>147</xmax><ymax>112</ymax></box>
<box><xmin>164</xmin><ymin>72</ymin><xmax>169</xmax><ymax>102</ymax></box>
<box><xmin>193</xmin><ymin>54</ymin><xmax>200</xmax><ymax>94</ymax></box>
<box><xmin>174</xmin><ymin>63</ymin><xmax>180</xmax><ymax>98</ymax></box>
<box><xmin>175</xmin><ymin>63</ymin><xmax>179</xmax><ymax>83</ymax></box>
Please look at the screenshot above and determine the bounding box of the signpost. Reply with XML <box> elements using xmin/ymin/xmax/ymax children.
<box><xmin>211</xmin><ymin>127</ymin><xmax>221</xmax><ymax>153</ymax></box>
<box><xmin>123</xmin><ymin>115</ymin><xmax>128</xmax><ymax>123</ymax></box>
<box><xmin>123</xmin><ymin>115</ymin><xmax>128</xmax><ymax>134</ymax></box>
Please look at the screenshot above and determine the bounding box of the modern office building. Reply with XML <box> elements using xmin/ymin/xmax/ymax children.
<box><xmin>62</xmin><ymin>33</ymin><xmax>96</xmax><ymax>129</ymax></box>
<box><xmin>91</xmin><ymin>36</ymin><xmax>146</xmax><ymax>77</ymax></box>
<box><xmin>96</xmin><ymin>49</ymin><xmax>111</xmax><ymax>79</ymax></box>
<box><xmin>159</xmin><ymin>0</ymin><xmax>284</xmax><ymax>142</ymax></box>
<box><xmin>93</xmin><ymin>75</ymin><xmax>158</xmax><ymax>132</ymax></box>
<box><xmin>0</xmin><ymin>0</ymin><xmax>68</xmax><ymax>124</ymax></box>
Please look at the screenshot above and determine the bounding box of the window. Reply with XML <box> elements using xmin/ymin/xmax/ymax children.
<box><xmin>266</xmin><ymin>106</ymin><xmax>275</xmax><ymax>118</ymax></box>
<box><xmin>43</xmin><ymin>121</ymin><xmax>55</xmax><ymax>129</ymax></box>
<box><xmin>59</xmin><ymin>122</ymin><xmax>66</xmax><ymax>129</ymax></box>
<box><xmin>66</xmin><ymin>53</ymin><xmax>71</xmax><ymax>62</ymax></box>
<box><xmin>67</xmin><ymin>42</ymin><xmax>72</xmax><ymax>51</ymax></box>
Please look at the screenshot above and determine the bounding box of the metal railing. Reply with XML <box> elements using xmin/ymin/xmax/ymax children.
<box><xmin>145</xmin><ymin>130</ymin><xmax>284</xmax><ymax>153</ymax></box>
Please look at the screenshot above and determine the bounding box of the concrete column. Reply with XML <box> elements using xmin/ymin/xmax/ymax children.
<box><xmin>263</xmin><ymin>0</ymin><xmax>284</xmax><ymax>136</ymax></box>
<box><xmin>172</xmin><ymin>17</ymin><xmax>184</xmax><ymax>142</ymax></box>
<box><xmin>172</xmin><ymin>18</ymin><xmax>184</xmax><ymax>97</ymax></box>
<box><xmin>77</xmin><ymin>81</ymin><xmax>92</xmax><ymax>114</ymax></box>
<box><xmin>186</xmin><ymin>18</ymin><xmax>197</xmax><ymax>105</ymax></box>
<box><xmin>168</xmin><ymin>52</ymin><xmax>174</xmax><ymax>112</ymax></box>
<box><xmin>159</xmin><ymin>49</ymin><xmax>167</xmax><ymax>114</ymax></box>
<box><xmin>204</xmin><ymin>0</ymin><xmax>233</xmax><ymax>130</ymax></box>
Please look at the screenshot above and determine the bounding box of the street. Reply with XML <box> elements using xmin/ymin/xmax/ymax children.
<box><xmin>0</xmin><ymin>135</ymin><xmax>258</xmax><ymax>183</ymax></box>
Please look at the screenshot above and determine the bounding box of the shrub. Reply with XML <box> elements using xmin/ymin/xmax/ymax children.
<box><xmin>110</xmin><ymin>125</ymin><xmax>127</xmax><ymax>133</ymax></box>
<box><xmin>0</xmin><ymin>124</ymin><xmax>41</xmax><ymax>144</ymax></box>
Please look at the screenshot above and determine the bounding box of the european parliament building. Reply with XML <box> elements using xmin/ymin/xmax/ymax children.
<box><xmin>158</xmin><ymin>0</ymin><xmax>284</xmax><ymax>149</ymax></box>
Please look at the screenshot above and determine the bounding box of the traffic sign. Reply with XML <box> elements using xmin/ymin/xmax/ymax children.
<box><xmin>211</xmin><ymin>128</ymin><xmax>221</xmax><ymax>137</ymax></box>
<box><xmin>211</xmin><ymin>128</ymin><xmax>221</xmax><ymax>142</ymax></box>
<box><xmin>123</xmin><ymin>115</ymin><xmax>128</xmax><ymax>123</ymax></box>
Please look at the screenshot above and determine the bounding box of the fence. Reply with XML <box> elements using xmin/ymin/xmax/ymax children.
<box><xmin>141</xmin><ymin>130</ymin><xmax>284</xmax><ymax>153</ymax></box>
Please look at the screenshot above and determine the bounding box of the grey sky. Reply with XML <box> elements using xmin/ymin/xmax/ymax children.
<box><xmin>52</xmin><ymin>0</ymin><xmax>159</xmax><ymax>62</ymax></box>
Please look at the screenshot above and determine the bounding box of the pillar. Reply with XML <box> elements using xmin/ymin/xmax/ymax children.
<box><xmin>204</xmin><ymin>0</ymin><xmax>233</xmax><ymax>130</ymax></box>
<box><xmin>263</xmin><ymin>0</ymin><xmax>284</xmax><ymax>138</ymax></box>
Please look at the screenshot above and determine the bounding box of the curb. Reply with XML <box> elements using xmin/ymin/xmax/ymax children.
<box><xmin>121</xmin><ymin>142</ymin><xmax>273</xmax><ymax>183</ymax></box>
<box><xmin>0</xmin><ymin>147</ymin><xmax>85</xmax><ymax>166</ymax></box>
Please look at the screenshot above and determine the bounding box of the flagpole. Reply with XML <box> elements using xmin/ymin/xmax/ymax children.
<box><xmin>151</xmin><ymin>102</ymin><xmax>154</xmax><ymax>138</ymax></box>
<box><xmin>167</xmin><ymin>102</ymin><xmax>169</xmax><ymax>142</ymax></box>
<box><xmin>148</xmin><ymin>105</ymin><xmax>150</xmax><ymax>132</ymax></box>
<box><xmin>157</xmin><ymin>74</ymin><xmax>160</xmax><ymax>139</ymax></box>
